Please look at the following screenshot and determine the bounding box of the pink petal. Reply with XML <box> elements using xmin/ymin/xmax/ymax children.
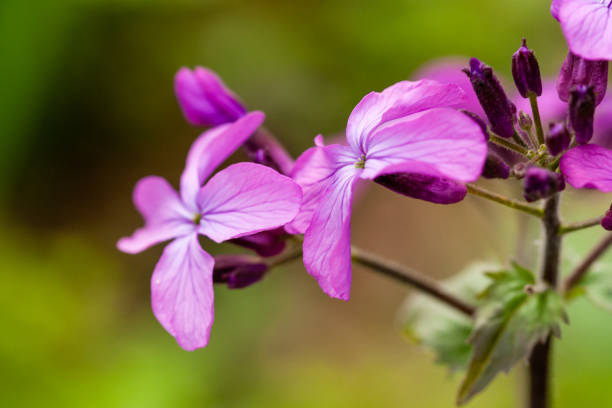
<box><xmin>303</xmin><ymin>167</ymin><xmax>360</xmax><ymax>301</ymax></box>
<box><xmin>180</xmin><ymin>111</ymin><xmax>265</xmax><ymax>207</ymax></box>
<box><xmin>346</xmin><ymin>80</ymin><xmax>467</xmax><ymax>153</ymax></box>
<box><xmin>196</xmin><ymin>162</ymin><xmax>302</xmax><ymax>243</ymax></box>
<box><xmin>413</xmin><ymin>58</ymin><xmax>485</xmax><ymax>118</ymax></box>
<box><xmin>551</xmin><ymin>0</ymin><xmax>563</xmax><ymax>20</ymax></box>
<box><xmin>560</xmin><ymin>145</ymin><xmax>612</xmax><ymax>191</ymax></box>
<box><xmin>151</xmin><ymin>233</ymin><xmax>215</xmax><ymax>351</ymax></box>
<box><xmin>559</xmin><ymin>0</ymin><xmax>612</xmax><ymax>60</ymax></box>
<box><xmin>174</xmin><ymin>67</ymin><xmax>246</xmax><ymax>127</ymax></box>
<box><xmin>373</xmin><ymin>161</ymin><xmax>467</xmax><ymax>204</ymax></box>
<box><xmin>285</xmin><ymin>142</ymin><xmax>358</xmax><ymax>234</ymax></box>
<box><xmin>117</xmin><ymin>176</ymin><xmax>194</xmax><ymax>254</ymax></box>
<box><xmin>361</xmin><ymin>108</ymin><xmax>487</xmax><ymax>182</ymax></box>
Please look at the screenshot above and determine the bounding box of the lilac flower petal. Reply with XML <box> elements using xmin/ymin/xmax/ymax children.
<box><xmin>151</xmin><ymin>233</ymin><xmax>215</xmax><ymax>351</ymax></box>
<box><xmin>346</xmin><ymin>80</ymin><xmax>466</xmax><ymax>152</ymax></box>
<box><xmin>117</xmin><ymin>176</ymin><xmax>193</xmax><ymax>254</ymax></box>
<box><xmin>361</xmin><ymin>108</ymin><xmax>487</xmax><ymax>182</ymax></box>
<box><xmin>560</xmin><ymin>145</ymin><xmax>612</xmax><ymax>191</ymax></box>
<box><xmin>413</xmin><ymin>58</ymin><xmax>485</xmax><ymax>117</ymax></box>
<box><xmin>373</xmin><ymin>162</ymin><xmax>467</xmax><ymax>204</ymax></box>
<box><xmin>558</xmin><ymin>0</ymin><xmax>612</xmax><ymax>60</ymax></box>
<box><xmin>303</xmin><ymin>167</ymin><xmax>359</xmax><ymax>301</ymax></box>
<box><xmin>197</xmin><ymin>163</ymin><xmax>302</xmax><ymax>243</ymax></box>
<box><xmin>285</xmin><ymin>142</ymin><xmax>358</xmax><ymax>234</ymax></box>
<box><xmin>174</xmin><ymin>67</ymin><xmax>247</xmax><ymax>127</ymax></box>
<box><xmin>551</xmin><ymin>0</ymin><xmax>562</xmax><ymax>20</ymax></box>
<box><xmin>180</xmin><ymin>111</ymin><xmax>265</xmax><ymax>207</ymax></box>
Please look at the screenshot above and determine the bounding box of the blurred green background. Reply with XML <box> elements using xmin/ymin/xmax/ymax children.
<box><xmin>2</xmin><ymin>0</ymin><xmax>612</xmax><ymax>406</ymax></box>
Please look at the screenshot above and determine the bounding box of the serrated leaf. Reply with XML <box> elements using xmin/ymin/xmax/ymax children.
<box><xmin>399</xmin><ymin>262</ymin><xmax>496</xmax><ymax>373</ymax></box>
<box><xmin>457</xmin><ymin>269</ymin><xmax>566</xmax><ymax>406</ymax></box>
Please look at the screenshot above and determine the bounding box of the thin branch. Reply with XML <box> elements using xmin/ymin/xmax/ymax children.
<box><xmin>559</xmin><ymin>216</ymin><xmax>603</xmax><ymax>235</ymax></box>
<box><xmin>563</xmin><ymin>233</ymin><xmax>612</xmax><ymax>292</ymax></box>
<box><xmin>351</xmin><ymin>245</ymin><xmax>476</xmax><ymax>317</ymax></box>
<box><xmin>466</xmin><ymin>184</ymin><xmax>544</xmax><ymax>218</ymax></box>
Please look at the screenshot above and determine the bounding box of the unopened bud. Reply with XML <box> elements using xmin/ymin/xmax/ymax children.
<box><xmin>213</xmin><ymin>255</ymin><xmax>268</xmax><ymax>289</ymax></box>
<box><xmin>523</xmin><ymin>167</ymin><xmax>565</xmax><ymax>202</ymax></box>
<box><xmin>230</xmin><ymin>227</ymin><xmax>286</xmax><ymax>257</ymax></box>
<box><xmin>557</xmin><ymin>52</ymin><xmax>608</xmax><ymax>106</ymax></box>
<box><xmin>482</xmin><ymin>151</ymin><xmax>510</xmax><ymax>179</ymax></box>
<box><xmin>463</xmin><ymin>58</ymin><xmax>517</xmax><ymax>138</ymax></box>
<box><xmin>546</xmin><ymin>122</ymin><xmax>571</xmax><ymax>156</ymax></box>
<box><xmin>518</xmin><ymin>111</ymin><xmax>533</xmax><ymax>131</ymax></box>
<box><xmin>512</xmin><ymin>38</ymin><xmax>543</xmax><ymax>98</ymax></box>
<box><xmin>601</xmin><ymin>204</ymin><xmax>612</xmax><ymax>231</ymax></box>
<box><xmin>569</xmin><ymin>85</ymin><xmax>596</xmax><ymax>145</ymax></box>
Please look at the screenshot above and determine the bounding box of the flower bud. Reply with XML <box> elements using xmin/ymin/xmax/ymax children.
<box><xmin>461</xmin><ymin>110</ymin><xmax>489</xmax><ymax>141</ymax></box>
<box><xmin>557</xmin><ymin>52</ymin><xmax>608</xmax><ymax>106</ymax></box>
<box><xmin>546</xmin><ymin>122</ymin><xmax>571</xmax><ymax>156</ymax></box>
<box><xmin>229</xmin><ymin>227</ymin><xmax>286</xmax><ymax>257</ymax></box>
<box><xmin>512</xmin><ymin>162</ymin><xmax>528</xmax><ymax>179</ymax></box>
<box><xmin>463</xmin><ymin>58</ymin><xmax>517</xmax><ymax>138</ymax></box>
<box><xmin>174</xmin><ymin>67</ymin><xmax>247</xmax><ymax>126</ymax></box>
<box><xmin>518</xmin><ymin>111</ymin><xmax>533</xmax><ymax>131</ymax></box>
<box><xmin>213</xmin><ymin>255</ymin><xmax>268</xmax><ymax>289</ymax></box>
<box><xmin>601</xmin><ymin>204</ymin><xmax>612</xmax><ymax>231</ymax></box>
<box><xmin>512</xmin><ymin>38</ymin><xmax>543</xmax><ymax>98</ymax></box>
<box><xmin>569</xmin><ymin>85</ymin><xmax>596</xmax><ymax>145</ymax></box>
<box><xmin>523</xmin><ymin>167</ymin><xmax>565</xmax><ymax>202</ymax></box>
<box><xmin>482</xmin><ymin>151</ymin><xmax>510</xmax><ymax>179</ymax></box>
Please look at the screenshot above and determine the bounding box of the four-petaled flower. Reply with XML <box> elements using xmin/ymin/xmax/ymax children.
<box><xmin>117</xmin><ymin>112</ymin><xmax>302</xmax><ymax>350</ymax></box>
<box><xmin>286</xmin><ymin>80</ymin><xmax>487</xmax><ymax>300</ymax></box>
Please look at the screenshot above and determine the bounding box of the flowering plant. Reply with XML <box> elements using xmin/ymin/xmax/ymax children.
<box><xmin>119</xmin><ymin>2</ymin><xmax>612</xmax><ymax>407</ymax></box>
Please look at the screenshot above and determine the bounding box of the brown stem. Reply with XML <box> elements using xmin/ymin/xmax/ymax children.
<box><xmin>528</xmin><ymin>194</ymin><xmax>561</xmax><ymax>408</ymax></box>
<box><xmin>351</xmin><ymin>246</ymin><xmax>476</xmax><ymax>317</ymax></box>
<box><xmin>563</xmin><ymin>233</ymin><xmax>612</xmax><ymax>292</ymax></box>
<box><xmin>559</xmin><ymin>216</ymin><xmax>603</xmax><ymax>235</ymax></box>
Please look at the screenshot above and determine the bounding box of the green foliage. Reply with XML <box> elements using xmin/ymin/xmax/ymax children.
<box><xmin>401</xmin><ymin>262</ymin><xmax>496</xmax><ymax>373</ymax></box>
<box><xmin>457</xmin><ymin>263</ymin><xmax>567</xmax><ymax>405</ymax></box>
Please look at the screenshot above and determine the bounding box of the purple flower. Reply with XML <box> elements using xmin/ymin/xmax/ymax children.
<box><xmin>569</xmin><ymin>84</ymin><xmax>596</xmax><ymax>144</ymax></box>
<box><xmin>286</xmin><ymin>80</ymin><xmax>487</xmax><ymax>300</ymax></box>
<box><xmin>552</xmin><ymin>0</ymin><xmax>612</xmax><ymax>60</ymax></box>
<box><xmin>560</xmin><ymin>144</ymin><xmax>612</xmax><ymax>191</ymax></box>
<box><xmin>175</xmin><ymin>67</ymin><xmax>247</xmax><ymax>127</ymax></box>
<box><xmin>512</xmin><ymin>38</ymin><xmax>543</xmax><ymax>98</ymax></box>
<box><xmin>557</xmin><ymin>52</ymin><xmax>608</xmax><ymax>106</ymax></box>
<box><xmin>117</xmin><ymin>112</ymin><xmax>302</xmax><ymax>350</ymax></box>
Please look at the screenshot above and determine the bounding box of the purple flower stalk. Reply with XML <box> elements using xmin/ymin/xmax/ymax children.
<box><xmin>464</xmin><ymin>58</ymin><xmax>517</xmax><ymax>138</ymax></box>
<box><xmin>175</xmin><ymin>67</ymin><xmax>247</xmax><ymax>127</ymax></box>
<box><xmin>557</xmin><ymin>52</ymin><xmax>608</xmax><ymax>106</ymax></box>
<box><xmin>117</xmin><ymin>112</ymin><xmax>302</xmax><ymax>350</ymax></box>
<box><xmin>512</xmin><ymin>38</ymin><xmax>543</xmax><ymax>98</ymax></box>
<box><xmin>552</xmin><ymin>0</ymin><xmax>612</xmax><ymax>60</ymax></box>
<box><xmin>569</xmin><ymin>85</ymin><xmax>596</xmax><ymax>144</ymax></box>
<box><xmin>286</xmin><ymin>80</ymin><xmax>487</xmax><ymax>300</ymax></box>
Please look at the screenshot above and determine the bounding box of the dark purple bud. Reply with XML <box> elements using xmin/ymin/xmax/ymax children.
<box><xmin>546</xmin><ymin>122</ymin><xmax>571</xmax><ymax>156</ymax></box>
<box><xmin>557</xmin><ymin>52</ymin><xmax>608</xmax><ymax>106</ymax></box>
<box><xmin>518</xmin><ymin>111</ymin><xmax>533</xmax><ymax>131</ymax></box>
<box><xmin>229</xmin><ymin>227</ymin><xmax>286</xmax><ymax>257</ymax></box>
<box><xmin>374</xmin><ymin>172</ymin><xmax>466</xmax><ymax>204</ymax></box>
<box><xmin>569</xmin><ymin>85</ymin><xmax>595</xmax><ymax>145</ymax></box>
<box><xmin>601</xmin><ymin>204</ymin><xmax>612</xmax><ymax>231</ymax></box>
<box><xmin>512</xmin><ymin>38</ymin><xmax>543</xmax><ymax>98</ymax></box>
<box><xmin>463</xmin><ymin>58</ymin><xmax>517</xmax><ymax>138</ymax></box>
<box><xmin>461</xmin><ymin>110</ymin><xmax>489</xmax><ymax>141</ymax></box>
<box><xmin>523</xmin><ymin>167</ymin><xmax>565</xmax><ymax>202</ymax></box>
<box><xmin>482</xmin><ymin>151</ymin><xmax>510</xmax><ymax>179</ymax></box>
<box><xmin>213</xmin><ymin>254</ymin><xmax>268</xmax><ymax>289</ymax></box>
<box><xmin>243</xmin><ymin>128</ymin><xmax>294</xmax><ymax>175</ymax></box>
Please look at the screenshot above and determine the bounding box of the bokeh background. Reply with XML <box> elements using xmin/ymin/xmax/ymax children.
<box><xmin>2</xmin><ymin>0</ymin><xmax>612</xmax><ymax>406</ymax></box>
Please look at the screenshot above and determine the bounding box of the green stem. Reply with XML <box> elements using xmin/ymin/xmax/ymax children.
<box><xmin>466</xmin><ymin>184</ymin><xmax>544</xmax><ymax>218</ymax></box>
<box><xmin>489</xmin><ymin>133</ymin><xmax>530</xmax><ymax>156</ymax></box>
<box><xmin>529</xmin><ymin>93</ymin><xmax>545</xmax><ymax>146</ymax></box>
<box><xmin>351</xmin><ymin>246</ymin><xmax>476</xmax><ymax>317</ymax></box>
<box><xmin>559</xmin><ymin>216</ymin><xmax>603</xmax><ymax>235</ymax></box>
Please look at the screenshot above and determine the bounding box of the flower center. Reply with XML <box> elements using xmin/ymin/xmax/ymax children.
<box><xmin>193</xmin><ymin>213</ymin><xmax>202</xmax><ymax>224</ymax></box>
<box><xmin>355</xmin><ymin>154</ymin><xmax>366</xmax><ymax>169</ymax></box>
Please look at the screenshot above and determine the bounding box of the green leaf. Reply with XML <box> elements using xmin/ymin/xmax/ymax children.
<box><xmin>399</xmin><ymin>262</ymin><xmax>496</xmax><ymax>373</ymax></box>
<box><xmin>457</xmin><ymin>264</ymin><xmax>567</xmax><ymax>405</ymax></box>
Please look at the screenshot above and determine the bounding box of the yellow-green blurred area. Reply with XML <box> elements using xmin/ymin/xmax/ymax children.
<box><xmin>2</xmin><ymin>0</ymin><xmax>612</xmax><ymax>406</ymax></box>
